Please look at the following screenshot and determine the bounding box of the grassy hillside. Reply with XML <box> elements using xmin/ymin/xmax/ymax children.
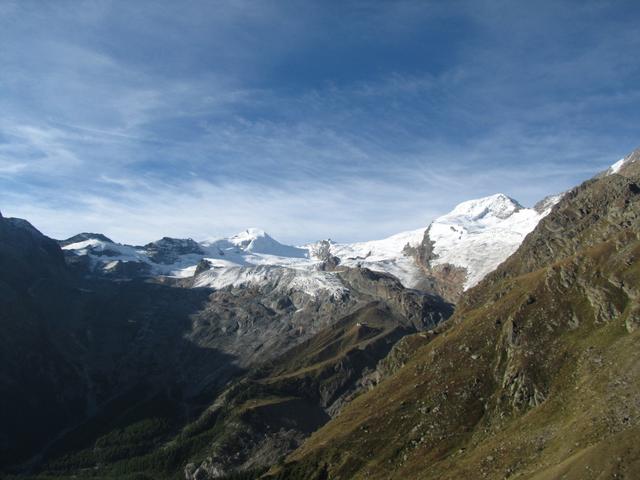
<box><xmin>269</xmin><ymin>168</ymin><xmax>640</xmax><ymax>478</ymax></box>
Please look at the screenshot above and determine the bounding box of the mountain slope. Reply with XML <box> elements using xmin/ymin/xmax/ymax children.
<box><xmin>0</xmin><ymin>188</ymin><xmax>558</xmax><ymax>476</ymax></box>
<box><xmin>0</xmin><ymin>213</ymin><xmax>89</xmax><ymax>467</ymax></box>
<box><xmin>0</xmin><ymin>211</ymin><xmax>454</xmax><ymax>478</ymax></box>
<box><xmin>3</xmin><ymin>217</ymin><xmax>449</xmax><ymax>476</ymax></box>
<box><xmin>268</xmin><ymin>156</ymin><xmax>640</xmax><ymax>479</ymax></box>
<box><xmin>19</xmin><ymin>268</ymin><xmax>451</xmax><ymax>480</ymax></box>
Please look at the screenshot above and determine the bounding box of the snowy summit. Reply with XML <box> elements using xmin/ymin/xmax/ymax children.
<box><xmin>426</xmin><ymin>193</ymin><xmax>558</xmax><ymax>288</ymax></box>
<box><xmin>61</xmin><ymin>192</ymin><xmax>561</xmax><ymax>294</ymax></box>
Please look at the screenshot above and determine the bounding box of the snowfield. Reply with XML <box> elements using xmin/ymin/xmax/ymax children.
<box><xmin>193</xmin><ymin>264</ymin><xmax>347</xmax><ymax>299</ymax></box>
<box><xmin>325</xmin><ymin>228</ymin><xmax>426</xmax><ymax>288</ymax></box>
<box><xmin>62</xmin><ymin>193</ymin><xmax>560</xmax><ymax>293</ymax></box>
<box><xmin>427</xmin><ymin>193</ymin><xmax>557</xmax><ymax>289</ymax></box>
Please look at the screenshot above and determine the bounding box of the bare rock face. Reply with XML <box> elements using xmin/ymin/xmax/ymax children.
<box><xmin>103</xmin><ymin>258</ymin><xmax>153</xmax><ymax>278</ymax></box>
<box><xmin>184</xmin><ymin>462</ymin><xmax>225</xmax><ymax>480</ymax></box>
<box><xmin>625</xmin><ymin>304</ymin><xmax>640</xmax><ymax>333</ymax></box>
<box><xmin>404</xmin><ymin>228</ymin><xmax>468</xmax><ymax>303</ymax></box>
<box><xmin>194</xmin><ymin>258</ymin><xmax>213</xmax><ymax>276</ymax></box>
<box><xmin>311</xmin><ymin>239</ymin><xmax>341</xmax><ymax>270</ymax></box>
<box><xmin>335</xmin><ymin>267</ymin><xmax>453</xmax><ymax>330</ymax></box>
<box><xmin>144</xmin><ymin>237</ymin><xmax>204</xmax><ymax>264</ymax></box>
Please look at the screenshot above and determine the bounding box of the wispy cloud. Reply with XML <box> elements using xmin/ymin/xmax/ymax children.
<box><xmin>0</xmin><ymin>0</ymin><xmax>638</xmax><ymax>244</ymax></box>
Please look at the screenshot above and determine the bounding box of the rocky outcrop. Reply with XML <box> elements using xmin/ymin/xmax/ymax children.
<box><xmin>336</xmin><ymin>267</ymin><xmax>453</xmax><ymax>329</ymax></box>
<box><xmin>194</xmin><ymin>258</ymin><xmax>213</xmax><ymax>276</ymax></box>
<box><xmin>404</xmin><ymin>227</ymin><xmax>468</xmax><ymax>303</ymax></box>
<box><xmin>180</xmin><ymin>294</ymin><xmax>451</xmax><ymax>479</ymax></box>
<box><xmin>311</xmin><ymin>239</ymin><xmax>341</xmax><ymax>271</ymax></box>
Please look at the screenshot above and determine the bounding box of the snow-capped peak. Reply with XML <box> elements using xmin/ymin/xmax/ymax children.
<box><xmin>60</xmin><ymin>232</ymin><xmax>114</xmax><ymax>247</ymax></box>
<box><xmin>62</xmin><ymin>227</ymin><xmax>310</xmax><ymax>279</ymax></box>
<box><xmin>225</xmin><ymin>228</ymin><xmax>307</xmax><ymax>257</ymax></box>
<box><xmin>447</xmin><ymin>193</ymin><xmax>523</xmax><ymax>221</ymax></box>
<box><xmin>228</xmin><ymin>228</ymin><xmax>270</xmax><ymax>250</ymax></box>
<box><xmin>427</xmin><ymin>193</ymin><xmax>559</xmax><ymax>289</ymax></box>
<box><xmin>229</xmin><ymin>227</ymin><xmax>268</xmax><ymax>243</ymax></box>
<box><xmin>324</xmin><ymin>193</ymin><xmax>556</xmax><ymax>292</ymax></box>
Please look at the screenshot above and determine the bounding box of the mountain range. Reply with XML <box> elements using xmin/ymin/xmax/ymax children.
<box><xmin>60</xmin><ymin>191</ymin><xmax>559</xmax><ymax>304</ymax></box>
<box><xmin>1</xmin><ymin>148</ymin><xmax>639</xmax><ymax>480</ymax></box>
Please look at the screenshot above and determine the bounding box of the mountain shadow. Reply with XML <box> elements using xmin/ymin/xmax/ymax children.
<box><xmin>0</xmin><ymin>214</ymin><xmax>245</xmax><ymax>476</ymax></box>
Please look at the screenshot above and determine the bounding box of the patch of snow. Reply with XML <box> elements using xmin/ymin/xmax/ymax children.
<box><xmin>170</xmin><ymin>265</ymin><xmax>198</xmax><ymax>278</ymax></box>
<box><xmin>428</xmin><ymin>193</ymin><xmax>559</xmax><ymax>289</ymax></box>
<box><xmin>62</xmin><ymin>239</ymin><xmax>150</xmax><ymax>272</ymax></box>
<box><xmin>605</xmin><ymin>149</ymin><xmax>640</xmax><ymax>176</ymax></box>
<box><xmin>325</xmin><ymin>228</ymin><xmax>426</xmax><ymax>288</ymax></box>
<box><xmin>104</xmin><ymin>260</ymin><xmax>120</xmax><ymax>271</ymax></box>
<box><xmin>194</xmin><ymin>265</ymin><xmax>347</xmax><ymax>298</ymax></box>
<box><xmin>609</xmin><ymin>158</ymin><xmax>626</xmax><ymax>174</ymax></box>
<box><xmin>534</xmin><ymin>193</ymin><xmax>564</xmax><ymax>214</ymax></box>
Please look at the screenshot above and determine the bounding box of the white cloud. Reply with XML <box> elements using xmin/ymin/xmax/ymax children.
<box><xmin>0</xmin><ymin>0</ymin><xmax>637</xmax><ymax>246</ymax></box>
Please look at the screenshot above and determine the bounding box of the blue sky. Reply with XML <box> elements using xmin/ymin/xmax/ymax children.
<box><xmin>1</xmin><ymin>0</ymin><xmax>639</xmax><ymax>244</ymax></box>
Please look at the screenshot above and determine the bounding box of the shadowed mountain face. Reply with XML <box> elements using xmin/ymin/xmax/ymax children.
<box><xmin>267</xmin><ymin>159</ymin><xmax>640</xmax><ymax>479</ymax></box>
<box><xmin>0</xmin><ymin>214</ymin><xmax>241</xmax><ymax>469</ymax></box>
<box><xmin>13</xmin><ymin>272</ymin><xmax>451</xmax><ymax>480</ymax></box>
<box><xmin>0</xmin><ymin>213</ymin><xmax>453</xmax><ymax>479</ymax></box>
<box><xmin>0</xmin><ymin>214</ymin><xmax>83</xmax><ymax>464</ymax></box>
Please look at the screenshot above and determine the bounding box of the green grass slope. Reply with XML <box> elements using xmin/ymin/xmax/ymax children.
<box><xmin>269</xmin><ymin>167</ymin><xmax>640</xmax><ymax>479</ymax></box>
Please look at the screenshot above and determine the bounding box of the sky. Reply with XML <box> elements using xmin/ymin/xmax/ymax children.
<box><xmin>1</xmin><ymin>0</ymin><xmax>639</xmax><ymax>245</ymax></box>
